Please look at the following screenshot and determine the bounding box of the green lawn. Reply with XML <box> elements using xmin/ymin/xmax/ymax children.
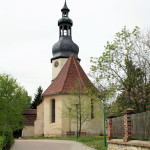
<box><xmin>23</xmin><ymin>136</ymin><xmax>107</xmax><ymax>150</ymax></box>
<box><xmin>62</xmin><ymin>136</ymin><xmax>108</xmax><ymax>150</ymax></box>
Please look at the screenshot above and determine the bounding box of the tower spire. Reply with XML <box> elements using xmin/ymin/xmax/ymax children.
<box><xmin>59</xmin><ymin>1</ymin><xmax>72</xmax><ymax>37</ymax></box>
<box><xmin>51</xmin><ymin>1</ymin><xmax>80</xmax><ymax>62</ymax></box>
<box><xmin>61</xmin><ymin>0</ymin><xmax>70</xmax><ymax>13</ymax></box>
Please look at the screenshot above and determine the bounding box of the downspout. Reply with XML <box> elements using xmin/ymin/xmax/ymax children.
<box><xmin>42</xmin><ymin>96</ymin><xmax>44</xmax><ymax>137</ymax></box>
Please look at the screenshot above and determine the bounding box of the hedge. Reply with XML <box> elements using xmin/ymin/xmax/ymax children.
<box><xmin>0</xmin><ymin>129</ymin><xmax>14</xmax><ymax>150</ymax></box>
<box><xmin>0</xmin><ymin>136</ymin><xmax>6</xmax><ymax>150</ymax></box>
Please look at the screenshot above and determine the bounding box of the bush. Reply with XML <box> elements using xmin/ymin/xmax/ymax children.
<box><xmin>0</xmin><ymin>129</ymin><xmax>14</xmax><ymax>150</ymax></box>
<box><xmin>0</xmin><ymin>136</ymin><xmax>6</xmax><ymax>150</ymax></box>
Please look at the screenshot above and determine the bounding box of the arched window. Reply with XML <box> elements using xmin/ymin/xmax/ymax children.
<box><xmin>51</xmin><ymin>99</ymin><xmax>55</xmax><ymax>123</ymax></box>
<box><xmin>60</xmin><ymin>26</ymin><xmax>63</xmax><ymax>36</ymax></box>
<box><xmin>64</xmin><ymin>26</ymin><xmax>67</xmax><ymax>36</ymax></box>
<box><xmin>63</xmin><ymin>12</ymin><xmax>68</xmax><ymax>17</ymax></box>
<box><xmin>64</xmin><ymin>30</ymin><xmax>67</xmax><ymax>35</ymax></box>
<box><xmin>68</xmin><ymin>27</ymin><xmax>71</xmax><ymax>36</ymax></box>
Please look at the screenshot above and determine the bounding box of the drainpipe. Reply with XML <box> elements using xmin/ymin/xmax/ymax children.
<box><xmin>43</xmin><ymin>96</ymin><xmax>44</xmax><ymax>137</ymax></box>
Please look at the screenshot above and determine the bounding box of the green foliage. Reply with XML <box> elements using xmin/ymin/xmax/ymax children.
<box><xmin>0</xmin><ymin>136</ymin><xmax>6</xmax><ymax>150</ymax></box>
<box><xmin>0</xmin><ymin>129</ymin><xmax>14</xmax><ymax>150</ymax></box>
<box><xmin>30</xmin><ymin>86</ymin><xmax>43</xmax><ymax>109</ymax></box>
<box><xmin>90</xmin><ymin>26</ymin><xmax>150</xmax><ymax>114</ymax></box>
<box><xmin>63</xmin><ymin>80</ymin><xmax>102</xmax><ymax>136</ymax></box>
<box><xmin>0</xmin><ymin>74</ymin><xmax>31</xmax><ymax>132</ymax></box>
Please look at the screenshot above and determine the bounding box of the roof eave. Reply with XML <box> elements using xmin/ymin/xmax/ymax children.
<box><xmin>42</xmin><ymin>92</ymin><xmax>71</xmax><ymax>97</ymax></box>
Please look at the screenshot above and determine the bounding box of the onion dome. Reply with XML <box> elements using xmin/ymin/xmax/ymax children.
<box><xmin>52</xmin><ymin>36</ymin><xmax>79</xmax><ymax>61</ymax></box>
<box><xmin>58</xmin><ymin>17</ymin><xmax>73</xmax><ymax>26</ymax></box>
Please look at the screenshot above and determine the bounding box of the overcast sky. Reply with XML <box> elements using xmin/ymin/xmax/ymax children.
<box><xmin>0</xmin><ymin>0</ymin><xmax>150</xmax><ymax>99</ymax></box>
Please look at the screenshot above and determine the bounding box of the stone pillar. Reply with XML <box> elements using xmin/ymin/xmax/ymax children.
<box><xmin>107</xmin><ymin>114</ymin><xmax>116</xmax><ymax>140</ymax></box>
<box><xmin>123</xmin><ymin>109</ymin><xmax>135</xmax><ymax>142</ymax></box>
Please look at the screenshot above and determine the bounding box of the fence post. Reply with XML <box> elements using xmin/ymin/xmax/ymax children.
<box><xmin>107</xmin><ymin>114</ymin><xmax>116</xmax><ymax>140</ymax></box>
<box><xmin>123</xmin><ymin>109</ymin><xmax>135</xmax><ymax>142</ymax></box>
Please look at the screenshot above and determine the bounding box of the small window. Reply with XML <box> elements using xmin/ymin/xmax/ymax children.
<box><xmin>61</xmin><ymin>29</ymin><xmax>63</xmax><ymax>36</ymax></box>
<box><xmin>91</xmin><ymin>99</ymin><xmax>94</xmax><ymax>119</ymax></box>
<box><xmin>51</xmin><ymin>99</ymin><xmax>55</xmax><ymax>123</ymax></box>
<box><xmin>68</xmin><ymin>29</ymin><xmax>70</xmax><ymax>36</ymax></box>
<box><xmin>64</xmin><ymin>30</ymin><xmax>67</xmax><ymax>35</ymax></box>
<box><xmin>63</xmin><ymin>12</ymin><xmax>67</xmax><ymax>17</ymax></box>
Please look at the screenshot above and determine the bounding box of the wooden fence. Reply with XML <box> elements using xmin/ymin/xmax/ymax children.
<box><xmin>131</xmin><ymin>111</ymin><xmax>150</xmax><ymax>140</ymax></box>
<box><xmin>107</xmin><ymin>110</ymin><xmax>150</xmax><ymax>141</ymax></box>
<box><xmin>112</xmin><ymin>116</ymin><xmax>124</xmax><ymax>138</ymax></box>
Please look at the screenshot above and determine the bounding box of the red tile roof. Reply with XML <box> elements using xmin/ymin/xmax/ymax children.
<box><xmin>43</xmin><ymin>54</ymin><xmax>93</xmax><ymax>96</ymax></box>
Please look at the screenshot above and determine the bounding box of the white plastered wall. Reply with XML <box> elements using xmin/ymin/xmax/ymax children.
<box><xmin>34</xmin><ymin>102</ymin><xmax>43</xmax><ymax>137</ymax></box>
<box><xmin>40</xmin><ymin>94</ymin><xmax>104</xmax><ymax>137</ymax></box>
<box><xmin>43</xmin><ymin>95</ymin><xmax>63</xmax><ymax>137</ymax></box>
<box><xmin>61</xmin><ymin>94</ymin><xmax>104</xmax><ymax>136</ymax></box>
<box><xmin>22</xmin><ymin>126</ymin><xmax>34</xmax><ymax>137</ymax></box>
<box><xmin>52</xmin><ymin>58</ymin><xmax>68</xmax><ymax>80</ymax></box>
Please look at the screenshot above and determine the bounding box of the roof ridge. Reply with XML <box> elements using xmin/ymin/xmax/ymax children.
<box><xmin>61</xmin><ymin>56</ymin><xmax>72</xmax><ymax>92</ymax></box>
<box><xmin>72</xmin><ymin>55</ymin><xmax>87</xmax><ymax>90</ymax></box>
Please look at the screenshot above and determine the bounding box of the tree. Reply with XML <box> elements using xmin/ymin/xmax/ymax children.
<box><xmin>30</xmin><ymin>86</ymin><xmax>43</xmax><ymax>109</ymax></box>
<box><xmin>90</xmin><ymin>26</ymin><xmax>150</xmax><ymax>114</ymax></box>
<box><xmin>0</xmin><ymin>74</ymin><xmax>31</xmax><ymax>132</ymax></box>
<box><xmin>63</xmin><ymin>80</ymin><xmax>101</xmax><ymax>137</ymax></box>
<box><xmin>107</xmin><ymin>61</ymin><xmax>150</xmax><ymax>114</ymax></box>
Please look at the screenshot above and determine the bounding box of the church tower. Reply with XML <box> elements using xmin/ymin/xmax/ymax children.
<box><xmin>22</xmin><ymin>1</ymin><xmax>104</xmax><ymax>138</ymax></box>
<box><xmin>51</xmin><ymin>1</ymin><xmax>80</xmax><ymax>80</ymax></box>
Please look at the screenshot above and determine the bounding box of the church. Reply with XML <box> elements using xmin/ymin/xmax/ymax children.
<box><xmin>22</xmin><ymin>1</ymin><xmax>104</xmax><ymax>137</ymax></box>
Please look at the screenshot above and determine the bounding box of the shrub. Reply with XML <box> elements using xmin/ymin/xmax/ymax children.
<box><xmin>0</xmin><ymin>129</ymin><xmax>14</xmax><ymax>150</ymax></box>
<box><xmin>0</xmin><ymin>136</ymin><xmax>6</xmax><ymax>150</ymax></box>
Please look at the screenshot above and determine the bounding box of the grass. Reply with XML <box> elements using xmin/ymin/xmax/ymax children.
<box><xmin>69</xmin><ymin>136</ymin><xmax>108</xmax><ymax>150</ymax></box>
<box><xmin>23</xmin><ymin>136</ymin><xmax>107</xmax><ymax>150</ymax></box>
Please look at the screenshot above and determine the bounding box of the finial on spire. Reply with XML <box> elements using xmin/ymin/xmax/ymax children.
<box><xmin>61</xmin><ymin>0</ymin><xmax>70</xmax><ymax>12</ymax></box>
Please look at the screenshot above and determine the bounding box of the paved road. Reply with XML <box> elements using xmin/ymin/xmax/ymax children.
<box><xmin>10</xmin><ymin>139</ymin><xmax>96</xmax><ymax>150</ymax></box>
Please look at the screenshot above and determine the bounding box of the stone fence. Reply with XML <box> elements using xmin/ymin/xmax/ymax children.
<box><xmin>108</xmin><ymin>139</ymin><xmax>150</xmax><ymax>150</ymax></box>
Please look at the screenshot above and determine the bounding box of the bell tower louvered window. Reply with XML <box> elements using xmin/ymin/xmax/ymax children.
<box><xmin>51</xmin><ymin>99</ymin><xmax>55</xmax><ymax>123</ymax></box>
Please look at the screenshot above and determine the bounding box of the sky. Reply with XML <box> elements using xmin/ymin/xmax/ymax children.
<box><xmin>0</xmin><ymin>0</ymin><xmax>150</xmax><ymax>99</ymax></box>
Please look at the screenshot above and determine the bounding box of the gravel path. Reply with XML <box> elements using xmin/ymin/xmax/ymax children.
<box><xmin>10</xmin><ymin>139</ymin><xmax>96</xmax><ymax>150</ymax></box>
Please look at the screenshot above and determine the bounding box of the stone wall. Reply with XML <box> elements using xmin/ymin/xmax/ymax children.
<box><xmin>108</xmin><ymin>139</ymin><xmax>150</xmax><ymax>150</ymax></box>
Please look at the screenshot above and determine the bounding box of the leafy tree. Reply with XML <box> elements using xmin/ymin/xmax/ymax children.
<box><xmin>107</xmin><ymin>60</ymin><xmax>150</xmax><ymax>114</ymax></box>
<box><xmin>30</xmin><ymin>86</ymin><xmax>43</xmax><ymax>109</ymax></box>
<box><xmin>0</xmin><ymin>74</ymin><xmax>31</xmax><ymax>132</ymax></box>
<box><xmin>90</xmin><ymin>26</ymin><xmax>150</xmax><ymax>114</ymax></box>
<box><xmin>63</xmin><ymin>80</ymin><xmax>101</xmax><ymax>137</ymax></box>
